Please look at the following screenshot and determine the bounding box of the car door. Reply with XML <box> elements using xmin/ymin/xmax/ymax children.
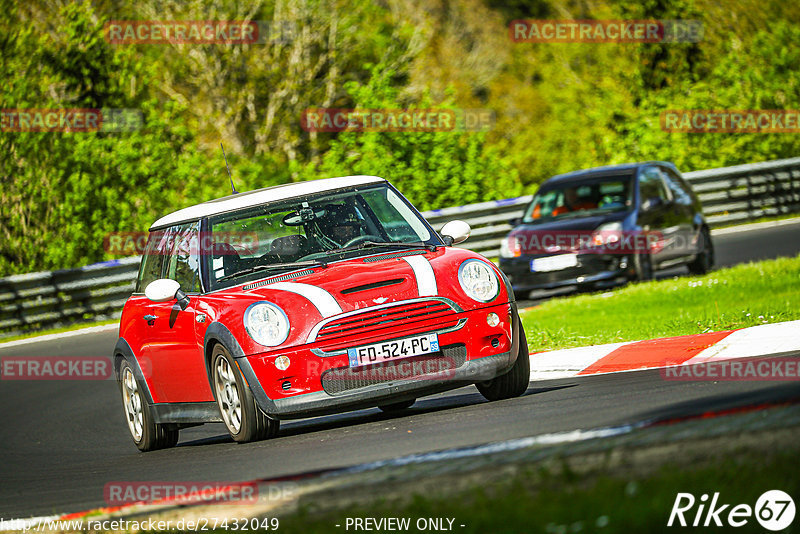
<box><xmin>660</xmin><ymin>165</ymin><xmax>702</xmax><ymax>257</ymax></box>
<box><xmin>123</xmin><ymin>228</ymin><xmax>171</xmax><ymax>398</ymax></box>
<box><xmin>637</xmin><ymin>166</ymin><xmax>676</xmax><ymax>266</ymax></box>
<box><xmin>140</xmin><ymin>222</ymin><xmax>214</xmax><ymax>403</ymax></box>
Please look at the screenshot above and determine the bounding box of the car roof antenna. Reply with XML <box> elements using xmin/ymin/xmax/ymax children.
<box><xmin>221</xmin><ymin>142</ymin><xmax>238</xmax><ymax>195</ymax></box>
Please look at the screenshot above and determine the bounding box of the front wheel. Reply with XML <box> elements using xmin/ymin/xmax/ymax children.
<box><xmin>118</xmin><ymin>360</ymin><xmax>179</xmax><ymax>452</ymax></box>
<box><xmin>631</xmin><ymin>253</ymin><xmax>653</xmax><ymax>281</ymax></box>
<box><xmin>212</xmin><ymin>344</ymin><xmax>279</xmax><ymax>443</ymax></box>
<box><xmin>687</xmin><ymin>227</ymin><xmax>714</xmax><ymax>275</ymax></box>
<box><xmin>476</xmin><ymin>321</ymin><xmax>530</xmax><ymax>401</ymax></box>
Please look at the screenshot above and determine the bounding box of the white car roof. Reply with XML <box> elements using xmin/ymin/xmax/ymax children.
<box><xmin>150</xmin><ymin>175</ymin><xmax>386</xmax><ymax>229</ymax></box>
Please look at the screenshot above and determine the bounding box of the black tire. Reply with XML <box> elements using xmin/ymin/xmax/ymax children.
<box><xmin>687</xmin><ymin>226</ymin><xmax>714</xmax><ymax>275</ymax></box>
<box><xmin>476</xmin><ymin>321</ymin><xmax>530</xmax><ymax>401</ymax></box>
<box><xmin>211</xmin><ymin>344</ymin><xmax>279</xmax><ymax>443</ymax></box>
<box><xmin>378</xmin><ymin>399</ymin><xmax>415</xmax><ymax>412</ymax></box>
<box><xmin>632</xmin><ymin>252</ymin><xmax>653</xmax><ymax>281</ymax></box>
<box><xmin>118</xmin><ymin>359</ymin><xmax>179</xmax><ymax>452</ymax></box>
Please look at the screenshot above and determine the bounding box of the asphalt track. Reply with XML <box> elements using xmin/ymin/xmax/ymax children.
<box><xmin>1</xmin><ymin>220</ymin><xmax>799</xmax><ymax>518</ymax></box>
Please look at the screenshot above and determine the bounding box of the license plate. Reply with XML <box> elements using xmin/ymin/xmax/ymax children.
<box><xmin>347</xmin><ymin>333</ymin><xmax>440</xmax><ymax>368</ymax></box>
<box><xmin>531</xmin><ymin>254</ymin><xmax>578</xmax><ymax>272</ymax></box>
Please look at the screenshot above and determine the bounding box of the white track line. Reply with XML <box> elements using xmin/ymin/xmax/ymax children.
<box><xmin>711</xmin><ymin>216</ymin><xmax>800</xmax><ymax>236</ymax></box>
<box><xmin>530</xmin><ymin>342</ymin><xmax>632</xmax><ymax>380</ymax></box>
<box><xmin>684</xmin><ymin>320</ymin><xmax>800</xmax><ymax>365</ymax></box>
<box><xmin>0</xmin><ymin>323</ymin><xmax>119</xmax><ymax>349</ymax></box>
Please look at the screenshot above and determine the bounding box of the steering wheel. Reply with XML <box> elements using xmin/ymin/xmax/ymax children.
<box><xmin>342</xmin><ymin>234</ymin><xmax>383</xmax><ymax>248</ymax></box>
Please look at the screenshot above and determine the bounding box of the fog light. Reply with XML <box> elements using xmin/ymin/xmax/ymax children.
<box><xmin>486</xmin><ymin>312</ymin><xmax>500</xmax><ymax>327</ymax></box>
<box><xmin>281</xmin><ymin>380</ymin><xmax>291</xmax><ymax>391</ymax></box>
<box><xmin>275</xmin><ymin>355</ymin><xmax>290</xmax><ymax>371</ymax></box>
<box><xmin>491</xmin><ymin>337</ymin><xmax>500</xmax><ymax>348</ymax></box>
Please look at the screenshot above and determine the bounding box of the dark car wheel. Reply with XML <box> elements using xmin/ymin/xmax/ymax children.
<box><xmin>212</xmin><ymin>343</ymin><xmax>279</xmax><ymax>443</ymax></box>
<box><xmin>632</xmin><ymin>253</ymin><xmax>654</xmax><ymax>281</ymax></box>
<box><xmin>378</xmin><ymin>399</ymin><xmax>416</xmax><ymax>412</ymax></box>
<box><xmin>119</xmin><ymin>360</ymin><xmax>179</xmax><ymax>452</ymax></box>
<box><xmin>476</xmin><ymin>320</ymin><xmax>530</xmax><ymax>401</ymax></box>
<box><xmin>687</xmin><ymin>226</ymin><xmax>714</xmax><ymax>275</ymax></box>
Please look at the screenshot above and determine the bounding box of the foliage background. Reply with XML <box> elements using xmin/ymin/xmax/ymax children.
<box><xmin>1</xmin><ymin>0</ymin><xmax>799</xmax><ymax>274</ymax></box>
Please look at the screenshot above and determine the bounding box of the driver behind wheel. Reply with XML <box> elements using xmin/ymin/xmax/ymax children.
<box><xmin>318</xmin><ymin>203</ymin><xmax>364</xmax><ymax>247</ymax></box>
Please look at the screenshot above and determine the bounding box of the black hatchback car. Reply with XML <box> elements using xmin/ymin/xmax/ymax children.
<box><xmin>499</xmin><ymin>162</ymin><xmax>713</xmax><ymax>293</ymax></box>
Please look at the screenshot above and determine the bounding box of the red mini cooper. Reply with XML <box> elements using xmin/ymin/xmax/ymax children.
<box><xmin>115</xmin><ymin>176</ymin><xmax>529</xmax><ymax>451</ymax></box>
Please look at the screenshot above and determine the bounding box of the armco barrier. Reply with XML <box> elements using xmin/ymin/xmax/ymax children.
<box><xmin>0</xmin><ymin>257</ymin><xmax>140</xmax><ymax>337</ymax></box>
<box><xmin>1</xmin><ymin>157</ymin><xmax>799</xmax><ymax>337</ymax></box>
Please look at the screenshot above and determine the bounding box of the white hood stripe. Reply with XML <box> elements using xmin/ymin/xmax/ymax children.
<box><xmin>266</xmin><ymin>282</ymin><xmax>343</xmax><ymax>317</ymax></box>
<box><xmin>403</xmin><ymin>256</ymin><xmax>438</xmax><ymax>297</ymax></box>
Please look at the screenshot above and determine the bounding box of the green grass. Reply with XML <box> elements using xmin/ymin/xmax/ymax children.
<box><xmin>519</xmin><ymin>255</ymin><xmax>800</xmax><ymax>352</ymax></box>
<box><xmin>274</xmin><ymin>445</ymin><xmax>798</xmax><ymax>534</ymax></box>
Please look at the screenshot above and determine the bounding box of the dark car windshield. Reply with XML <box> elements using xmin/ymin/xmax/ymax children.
<box><xmin>205</xmin><ymin>184</ymin><xmax>438</xmax><ymax>290</ymax></box>
<box><xmin>522</xmin><ymin>174</ymin><xmax>633</xmax><ymax>224</ymax></box>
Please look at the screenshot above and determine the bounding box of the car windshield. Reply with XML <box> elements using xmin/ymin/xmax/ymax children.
<box><xmin>205</xmin><ymin>184</ymin><xmax>437</xmax><ymax>290</ymax></box>
<box><xmin>522</xmin><ymin>174</ymin><xmax>633</xmax><ymax>223</ymax></box>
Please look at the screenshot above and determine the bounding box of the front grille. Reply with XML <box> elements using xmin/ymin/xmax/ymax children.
<box><xmin>321</xmin><ymin>344</ymin><xmax>467</xmax><ymax>395</ymax></box>
<box><xmin>314</xmin><ymin>299</ymin><xmax>460</xmax><ymax>350</ymax></box>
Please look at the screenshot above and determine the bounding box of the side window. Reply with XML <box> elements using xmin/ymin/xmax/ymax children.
<box><xmin>661</xmin><ymin>167</ymin><xmax>693</xmax><ymax>205</ymax></box>
<box><xmin>165</xmin><ymin>222</ymin><xmax>202</xmax><ymax>293</ymax></box>
<box><xmin>135</xmin><ymin>230</ymin><xmax>171</xmax><ymax>293</ymax></box>
<box><xmin>639</xmin><ymin>167</ymin><xmax>670</xmax><ymax>203</ymax></box>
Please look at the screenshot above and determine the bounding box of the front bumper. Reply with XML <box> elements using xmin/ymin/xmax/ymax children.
<box><xmin>500</xmin><ymin>254</ymin><xmax>633</xmax><ymax>292</ymax></box>
<box><xmin>237</xmin><ymin>301</ymin><xmax>519</xmax><ymax>419</ymax></box>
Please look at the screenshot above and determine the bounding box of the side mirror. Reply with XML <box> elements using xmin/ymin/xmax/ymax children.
<box><xmin>144</xmin><ymin>279</ymin><xmax>190</xmax><ymax>310</ymax></box>
<box><xmin>641</xmin><ymin>197</ymin><xmax>664</xmax><ymax>211</ymax></box>
<box><xmin>440</xmin><ymin>220</ymin><xmax>471</xmax><ymax>246</ymax></box>
<box><xmin>508</xmin><ymin>217</ymin><xmax>521</xmax><ymax>227</ymax></box>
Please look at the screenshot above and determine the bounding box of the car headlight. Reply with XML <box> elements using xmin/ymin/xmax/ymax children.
<box><xmin>500</xmin><ymin>236</ymin><xmax>522</xmax><ymax>258</ymax></box>
<box><xmin>592</xmin><ymin>222</ymin><xmax>622</xmax><ymax>247</ymax></box>
<box><xmin>244</xmin><ymin>302</ymin><xmax>290</xmax><ymax>347</ymax></box>
<box><xmin>458</xmin><ymin>259</ymin><xmax>500</xmax><ymax>302</ymax></box>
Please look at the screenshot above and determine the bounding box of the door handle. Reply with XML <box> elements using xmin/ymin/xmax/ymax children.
<box><xmin>143</xmin><ymin>314</ymin><xmax>157</xmax><ymax>325</ymax></box>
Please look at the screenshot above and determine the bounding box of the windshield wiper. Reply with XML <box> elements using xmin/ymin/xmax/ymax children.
<box><xmin>217</xmin><ymin>260</ymin><xmax>326</xmax><ymax>282</ymax></box>
<box><xmin>325</xmin><ymin>241</ymin><xmax>436</xmax><ymax>255</ymax></box>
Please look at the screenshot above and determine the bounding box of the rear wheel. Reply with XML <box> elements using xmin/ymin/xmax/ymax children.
<box><xmin>476</xmin><ymin>321</ymin><xmax>530</xmax><ymax>401</ymax></box>
<box><xmin>212</xmin><ymin>344</ymin><xmax>279</xmax><ymax>443</ymax></box>
<box><xmin>688</xmin><ymin>227</ymin><xmax>714</xmax><ymax>275</ymax></box>
<box><xmin>378</xmin><ymin>399</ymin><xmax>415</xmax><ymax>412</ymax></box>
<box><xmin>118</xmin><ymin>360</ymin><xmax>178</xmax><ymax>452</ymax></box>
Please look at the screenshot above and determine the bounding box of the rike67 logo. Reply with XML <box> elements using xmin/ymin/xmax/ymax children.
<box><xmin>668</xmin><ymin>490</ymin><xmax>795</xmax><ymax>530</ymax></box>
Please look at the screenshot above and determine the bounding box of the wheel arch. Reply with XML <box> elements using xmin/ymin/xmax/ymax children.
<box><xmin>203</xmin><ymin>322</ymin><xmax>278</xmax><ymax>415</ymax></box>
<box><xmin>113</xmin><ymin>337</ymin><xmax>154</xmax><ymax>405</ymax></box>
